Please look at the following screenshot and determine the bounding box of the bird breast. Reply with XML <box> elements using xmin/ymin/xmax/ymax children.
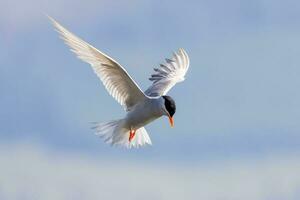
<box><xmin>125</xmin><ymin>98</ymin><xmax>163</xmax><ymax>130</ymax></box>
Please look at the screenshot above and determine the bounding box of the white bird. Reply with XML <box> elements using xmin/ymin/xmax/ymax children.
<box><xmin>49</xmin><ymin>17</ymin><xmax>190</xmax><ymax>148</ymax></box>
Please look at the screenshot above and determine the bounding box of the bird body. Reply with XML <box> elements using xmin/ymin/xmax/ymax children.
<box><xmin>49</xmin><ymin>17</ymin><xmax>190</xmax><ymax>148</ymax></box>
<box><xmin>125</xmin><ymin>96</ymin><xmax>164</xmax><ymax>130</ymax></box>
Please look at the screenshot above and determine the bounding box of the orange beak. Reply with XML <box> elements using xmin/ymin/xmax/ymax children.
<box><xmin>168</xmin><ymin>116</ymin><xmax>174</xmax><ymax>127</ymax></box>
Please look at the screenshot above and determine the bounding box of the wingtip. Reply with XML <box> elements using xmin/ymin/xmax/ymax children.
<box><xmin>46</xmin><ymin>15</ymin><xmax>62</xmax><ymax>29</ymax></box>
<box><xmin>45</xmin><ymin>14</ymin><xmax>55</xmax><ymax>23</ymax></box>
<box><xmin>179</xmin><ymin>48</ymin><xmax>187</xmax><ymax>54</ymax></box>
<box><xmin>178</xmin><ymin>48</ymin><xmax>189</xmax><ymax>62</ymax></box>
<box><xmin>173</xmin><ymin>48</ymin><xmax>187</xmax><ymax>58</ymax></box>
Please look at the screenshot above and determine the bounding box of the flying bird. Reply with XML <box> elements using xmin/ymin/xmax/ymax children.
<box><xmin>49</xmin><ymin>17</ymin><xmax>190</xmax><ymax>148</ymax></box>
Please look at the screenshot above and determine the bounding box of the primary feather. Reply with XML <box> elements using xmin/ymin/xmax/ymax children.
<box><xmin>145</xmin><ymin>48</ymin><xmax>190</xmax><ymax>97</ymax></box>
<box><xmin>49</xmin><ymin>17</ymin><xmax>146</xmax><ymax>111</ymax></box>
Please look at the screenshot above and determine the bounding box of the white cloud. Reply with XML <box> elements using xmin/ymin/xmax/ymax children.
<box><xmin>0</xmin><ymin>142</ymin><xmax>300</xmax><ymax>200</ymax></box>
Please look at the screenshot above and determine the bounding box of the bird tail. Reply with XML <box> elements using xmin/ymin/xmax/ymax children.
<box><xmin>92</xmin><ymin>119</ymin><xmax>152</xmax><ymax>148</ymax></box>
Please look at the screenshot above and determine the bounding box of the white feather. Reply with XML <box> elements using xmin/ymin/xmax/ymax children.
<box><xmin>93</xmin><ymin>120</ymin><xmax>151</xmax><ymax>148</ymax></box>
<box><xmin>145</xmin><ymin>48</ymin><xmax>190</xmax><ymax>96</ymax></box>
<box><xmin>49</xmin><ymin>17</ymin><xmax>146</xmax><ymax>111</ymax></box>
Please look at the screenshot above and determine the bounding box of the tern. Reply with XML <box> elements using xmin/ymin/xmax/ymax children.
<box><xmin>49</xmin><ymin>17</ymin><xmax>190</xmax><ymax>148</ymax></box>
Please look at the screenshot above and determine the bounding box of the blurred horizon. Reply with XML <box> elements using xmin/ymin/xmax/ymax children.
<box><xmin>1</xmin><ymin>0</ymin><xmax>300</xmax><ymax>199</ymax></box>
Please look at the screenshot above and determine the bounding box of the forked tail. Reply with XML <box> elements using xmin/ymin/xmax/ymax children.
<box><xmin>92</xmin><ymin>119</ymin><xmax>152</xmax><ymax>148</ymax></box>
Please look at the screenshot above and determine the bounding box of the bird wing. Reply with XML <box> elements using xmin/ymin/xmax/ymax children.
<box><xmin>49</xmin><ymin>17</ymin><xmax>146</xmax><ymax>110</ymax></box>
<box><xmin>144</xmin><ymin>48</ymin><xmax>190</xmax><ymax>97</ymax></box>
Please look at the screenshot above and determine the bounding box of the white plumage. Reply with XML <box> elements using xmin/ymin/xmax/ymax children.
<box><xmin>145</xmin><ymin>48</ymin><xmax>190</xmax><ymax>97</ymax></box>
<box><xmin>49</xmin><ymin>17</ymin><xmax>190</xmax><ymax>148</ymax></box>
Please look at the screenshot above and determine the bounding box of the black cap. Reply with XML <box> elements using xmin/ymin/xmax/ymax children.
<box><xmin>162</xmin><ymin>96</ymin><xmax>176</xmax><ymax>117</ymax></box>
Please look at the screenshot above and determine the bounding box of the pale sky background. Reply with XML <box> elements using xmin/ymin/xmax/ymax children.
<box><xmin>1</xmin><ymin>0</ymin><xmax>300</xmax><ymax>199</ymax></box>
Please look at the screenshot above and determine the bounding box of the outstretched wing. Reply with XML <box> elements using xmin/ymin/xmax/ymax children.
<box><xmin>144</xmin><ymin>48</ymin><xmax>190</xmax><ymax>97</ymax></box>
<box><xmin>49</xmin><ymin>17</ymin><xmax>146</xmax><ymax>110</ymax></box>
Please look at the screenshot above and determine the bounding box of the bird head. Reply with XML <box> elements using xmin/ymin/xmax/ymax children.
<box><xmin>162</xmin><ymin>95</ymin><xmax>176</xmax><ymax>127</ymax></box>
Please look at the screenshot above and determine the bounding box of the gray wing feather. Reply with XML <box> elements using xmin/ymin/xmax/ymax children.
<box><xmin>145</xmin><ymin>48</ymin><xmax>190</xmax><ymax>97</ymax></box>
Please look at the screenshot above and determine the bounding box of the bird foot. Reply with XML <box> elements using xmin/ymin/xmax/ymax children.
<box><xmin>129</xmin><ymin>130</ymin><xmax>136</xmax><ymax>142</ymax></box>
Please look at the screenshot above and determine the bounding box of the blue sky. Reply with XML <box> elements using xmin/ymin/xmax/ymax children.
<box><xmin>1</xmin><ymin>0</ymin><xmax>300</xmax><ymax>199</ymax></box>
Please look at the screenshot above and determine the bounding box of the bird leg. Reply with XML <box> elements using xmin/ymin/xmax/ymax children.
<box><xmin>129</xmin><ymin>129</ymin><xmax>136</xmax><ymax>142</ymax></box>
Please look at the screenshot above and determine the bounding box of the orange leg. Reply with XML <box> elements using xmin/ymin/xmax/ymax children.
<box><xmin>129</xmin><ymin>129</ymin><xmax>136</xmax><ymax>142</ymax></box>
